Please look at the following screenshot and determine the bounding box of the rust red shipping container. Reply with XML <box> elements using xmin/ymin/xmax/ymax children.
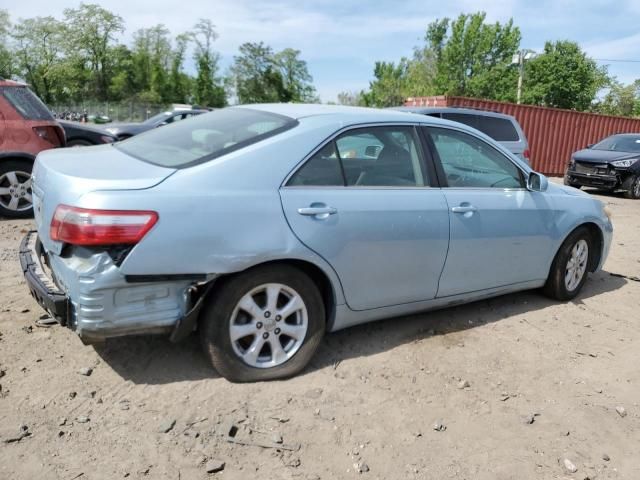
<box><xmin>404</xmin><ymin>96</ymin><xmax>640</xmax><ymax>175</ymax></box>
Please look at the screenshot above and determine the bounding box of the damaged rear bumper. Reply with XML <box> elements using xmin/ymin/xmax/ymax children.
<box><xmin>20</xmin><ymin>231</ymin><xmax>212</xmax><ymax>343</ymax></box>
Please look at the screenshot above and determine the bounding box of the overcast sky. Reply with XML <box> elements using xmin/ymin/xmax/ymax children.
<box><xmin>8</xmin><ymin>0</ymin><xmax>640</xmax><ymax>102</ymax></box>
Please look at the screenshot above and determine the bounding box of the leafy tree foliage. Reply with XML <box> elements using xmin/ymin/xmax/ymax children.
<box><xmin>594</xmin><ymin>80</ymin><xmax>640</xmax><ymax>117</ymax></box>
<box><xmin>2</xmin><ymin>4</ymin><xmax>315</xmax><ymax>108</ymax></box>
<box><xmin>191</xmin><ymin>19</ymin><xmax>226</xmax><ymax>107</ymax></box>
<box><xmin>230</xmin><ymin>42</ymin><xmax>316</xmax><ymax>104</ymax></box>
<box><xmin>522</xmin><ymin>40</ymin><xmax>609</xmax><ymax>110</ymax></box>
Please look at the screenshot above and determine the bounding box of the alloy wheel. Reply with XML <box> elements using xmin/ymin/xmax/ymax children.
<box><xmin>564</xmin><ymin>239</ymin><xmax>588</xmax><ymax>292</ymax></box>
<box><xmin>229</xmin><ymin>283</ymin><xmax>308</xmax><ymax>368</ymax></box>
<box><xmin>0</xmin><ymin>171</ymin><xmax>33</xmax><ymax>213</ymax></box>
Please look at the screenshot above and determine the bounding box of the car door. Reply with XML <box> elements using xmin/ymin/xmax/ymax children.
<box><xmin>424</xmin><ymin>126</ymin><xmax>555</xmax><ymax>297</ymax></box>
<box><xmin>280</xmin><ymin>124</ymin><xmax>450</xmax><ymax>311</ymax></box>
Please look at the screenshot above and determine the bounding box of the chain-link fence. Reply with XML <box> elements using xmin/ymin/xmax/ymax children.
<box><xmin>48</xmin><ymin>102</ymin><xmax>172</xmax><ymax>123</ymax></box>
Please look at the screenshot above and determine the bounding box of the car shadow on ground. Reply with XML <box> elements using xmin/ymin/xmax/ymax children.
<box><xmin>94</xmin><ymin>270</ymin><xmax>626</xmax><ymax>385</ymax></box>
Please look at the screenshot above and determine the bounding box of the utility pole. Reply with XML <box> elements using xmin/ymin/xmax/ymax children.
<box><xmin>512</xmin><ymin>50</ymin><xmax>536</xmax><ymax>104</ymax></box>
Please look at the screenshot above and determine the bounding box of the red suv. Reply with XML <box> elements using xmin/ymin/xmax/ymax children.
<box><xmin>0</xmin><ymin>79</ymin><xmax>65</xmax><ymax>218</ymax></box>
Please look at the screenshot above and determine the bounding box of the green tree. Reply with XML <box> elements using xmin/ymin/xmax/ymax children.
<box><xmin>594</xmin><ymin>80</ymin><xmax>640</xmax><ymax>117</ymax></box>
<box><xmin>170</xmin><ymin>33</ymin><xmax>191</xmax><ymax>103</ymax></box>
<box><xmin>523</xmin><ymin>40</ymin><xmax>609</xmax><ymax>110</ymax></box>
<box><xmin>191</xmin><ymin>19</ymin><xmax>226</xmax><ymax>107</ymax></box>
<box><xmin>361</xmin><ymin>60</ymin><xmax>410</xmax><ymax>107</ymax></box>
<box><xmin>337</xmin><ymin>90</ymin><xmax>365</xmax><ymax>106</ymax></box>
<box><xmin>11</xmin><ymin>16</ymin><xmax>66</xmax><ymax>103</ymax></box>
<box><xmin>427</xmin><ymin>12</ymin><xmax>521</xmax><ymax>100</ymax></box>
<box><xmin>230</xmin><ymin>42</ymin><xmax>284</xmax><ymax>103</ymax></box>
<box><xmin>63</xmin><ymin>3</ymin><xmax>125</xmax><ymax>101</ymax></box>
<box><xmin>0</xmin><ymin>10</ymin><xmax>13</xmax><ymax>79</ymax></box>
<box><xmin>273</xmin><ymin>48</ymin><xmax>317</xmax><ymax>102</ymax></box>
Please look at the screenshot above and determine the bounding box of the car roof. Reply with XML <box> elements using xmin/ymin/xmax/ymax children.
<box><xmin>0</xmin><ymin>78</ymin><xmax>28</xmax><ymax>87</ymax></box>
<box><xmin>235</xmin><ymin>103</ymin><xmax>426</xmax><ymax>122</ymax></box>
<box><xmin>390</xmin><ymin>106</ymin><xmax>517</xmax><ymax>121</ymax></box>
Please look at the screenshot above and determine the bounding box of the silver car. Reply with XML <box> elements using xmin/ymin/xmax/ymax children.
<box><xmin>21</xmin><ymin>104</ymin><xmax>612</xmax><ymax>382</ymax></box>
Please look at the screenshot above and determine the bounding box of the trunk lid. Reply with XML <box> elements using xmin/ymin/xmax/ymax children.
<box><xmin>32</xmin><ymin>144</ymin><xmax>175</xmax><ymax>253</ymax></box>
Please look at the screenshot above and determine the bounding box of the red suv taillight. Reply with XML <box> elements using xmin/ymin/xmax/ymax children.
<box><xmin>50</xmin><ymin>205</ymin><xmax>158</xmax><ymax>246</ymax></box>
<box><xmin>523</xmin><ymin>148</ymin><xmax>530</xmax><ymax>160</ymax></box>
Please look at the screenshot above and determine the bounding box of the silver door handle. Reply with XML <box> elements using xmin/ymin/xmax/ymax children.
<box><xmin>297</xmin><ymin>206</ymin><xmax>338</xmax><ymax>216</ymax></box>
<box><xmin>451</xmin><ymin>205</ymin><xmax>477</xmax><ymax>213</ymax></box>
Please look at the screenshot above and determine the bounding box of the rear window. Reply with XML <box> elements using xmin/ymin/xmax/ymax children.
<box><xmin>475</xmin><ymin>116</ymin><xmax>519</xmax><ymax>142</ymax></box>
<box><xmin>1</xmin><ymin>86</ymin><xmax>53</xmax><ymax>120</ymax></box>
<box><xmin>441</xmin><ymin>113</ymin><xmax>520</xmax><ymax>142</ymax></box>
<box><xmin>115</xmin><ymin>108</ymin><xmax>297</xmax><ymax>168</ymax></box>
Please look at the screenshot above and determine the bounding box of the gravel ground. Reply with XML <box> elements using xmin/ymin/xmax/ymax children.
<box><xmin>0</xmin><ymin>183</ymin><xmax>639</xmax><ymax>480</ymax></box>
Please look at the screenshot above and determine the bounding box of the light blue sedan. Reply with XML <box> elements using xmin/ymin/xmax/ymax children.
<box><xmin>21</xmin><ymin>104</ymin><xmax>613</xmax><ymax>382</ymax></box>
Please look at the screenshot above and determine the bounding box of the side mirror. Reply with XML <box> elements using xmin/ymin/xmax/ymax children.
<box><xmin>527</xmin><ymin>172</ymin><xmax>548</xmax><ymax>192</ymax></box>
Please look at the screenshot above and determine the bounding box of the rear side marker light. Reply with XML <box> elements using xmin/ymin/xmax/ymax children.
<box><xmin>50</xmin><ymin>205</ymin><xmax>158</xmax><ymax>246</ymax></box>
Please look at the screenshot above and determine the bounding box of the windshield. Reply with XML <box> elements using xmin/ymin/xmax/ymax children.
<box><xmin>1</xmin><ymin>86</ymin><xmax>54</xmax><ymax>120</ymax></box>
<box><xmin>592</xmin><ymin>135</ymin><xmax>640</xmax><ymax>153</ymax></box>
<box><xmin>115</xmin><ymin>108</ymin><xmax>297</xmax><ymax>168</ymax></box>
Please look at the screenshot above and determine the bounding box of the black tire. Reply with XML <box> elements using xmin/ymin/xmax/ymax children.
<box><xmin>622</xmin><ymin>174</ymin><xmax>640</xmax><ymax>199</ymax></box>
<box><xmin>543</xmin><ymin>226</ymin><xmax>593</xmax><ymax>301</ymax></box>
<box><xmin>67</xmin><ymin>139</ymin><xmax>93</xmax><ymax>147</ymax></box>
<box><xmin>200</xmin><ymin>264</ymin><xmax>325</xmax><ymax>382</ymax></box>
<box><xmin>0</xmin><ymin>159</ymin><xmax>34</xmax><ymax>218</ymax></box>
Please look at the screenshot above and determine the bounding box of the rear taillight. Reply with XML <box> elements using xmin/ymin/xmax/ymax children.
<box><xmin>33</xmin><ymin>126</ymin><xmax>64</xmax><ymax>146</ymax></box>
<box><xmin>50</xmin><ymin>205</ymin><xmax>158</xmax><ymax>246</ymax></box>
<box><xmin>523</xmin><ymin>148</ymin><xmax>530</xmax><ymax>160</ymax></box>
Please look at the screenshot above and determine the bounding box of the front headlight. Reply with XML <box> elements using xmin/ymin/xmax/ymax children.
<box><xmin>611</xmin><ymin>158</ymin><xmax>638</xmax><ymax>168</ymax></box>
<box><xmin>602</xmin><ymin>203</ymin><xmax>613</xmax><ymax>222</ymax></box>
<box><xmin>105</xmin><ymin>127</ymin><xmax>118</xmax><ymax>135</ymax></box>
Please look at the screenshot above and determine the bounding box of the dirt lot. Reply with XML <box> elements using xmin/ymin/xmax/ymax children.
<box><xmin>1</xmin><ymin>184</ymin><xmax>639</xmax><ymax>480</ymax></box>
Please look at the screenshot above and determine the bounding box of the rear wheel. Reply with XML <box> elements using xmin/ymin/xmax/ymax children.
<box><xmin>200</xmin><ymin>265</ymin><xmax>325</xmax><ymax>382</ymax></box>
<box><xmin>543</xmin><ymin>227</ymin><xmax>592</xmax><ymax>300</ymax></box>
<box><xmin>622</xmin><ymin>175</ymin><xmax>640</xmax><ymax>199</ymax></box>
<box><xmin>0</xmin><ymin>159</ymin><xmax>33</xmax><ymax>218</ymax></box>
<box><xmin>67</xmin><ymin>139</ymin><xmax>93</xmax><ymax>147</ymax></box>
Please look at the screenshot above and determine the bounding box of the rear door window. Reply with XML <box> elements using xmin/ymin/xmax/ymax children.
<box><xmin>1</xmin><ymin>87</ymin><xmax>53</xmax><ymax>120</ymax></box>
<box><xmin>475</xmin><ymin>116</ymin><xmax>519</xmax><ymax>142</ymax></box>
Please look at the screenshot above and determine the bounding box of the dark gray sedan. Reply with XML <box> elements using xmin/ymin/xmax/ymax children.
<box><xmin>565</xmin><ymin>133</ymin><xmax>640</xmax><ymax>199</ymax></box>
<box><xmin>104</xmin><ymin>108</ymin><xmax>208</xmax><ymax>140</ymax></box>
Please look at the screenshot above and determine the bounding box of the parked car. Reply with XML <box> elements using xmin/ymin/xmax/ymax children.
<box><xmin>59</xmin><ymin>120</ymin><xmax>117</xmax><ymax>147</ymax></box>
<box><xmin>104</xmin><ymin>108</ymin><xmax>208</xmax><ymax>140</ymax></box>
<box><xmin>391</xmin><ymin>106</ymin><xmax>530</xmax><ymax>165</ymax></box>
<box><xmin>564</xmin><ymin>133</ymin><xmax>640</xmax><ymax>199</ymax></box>
<box><xmin>21</xmin><ymin>104</ymin><xmax>612</xmax><ymax>382</ymax></box>
<box><xmin>0</xmin><ymin>79</ymin><xmax>65</xmax><ymax>218</ymax></box>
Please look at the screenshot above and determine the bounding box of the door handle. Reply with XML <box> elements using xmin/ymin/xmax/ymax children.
<box><xmin>297</xmin><ymin>206</ymin><xmax>337</xmax><ymax>218</ymax></box>
<box><xmin>451</xmin><ymin>205</ymin><xmax>477</xmax><ymax>213</ymax></box>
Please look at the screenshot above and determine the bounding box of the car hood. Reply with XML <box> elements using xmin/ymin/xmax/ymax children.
<box><xmin>32</xmin><ymin>144</ymin><xmax>176</xmax><ymax>253</ymax></box>
<box><xmin>573</xmin><ymin>148</ymin><xmax>640</xmax><ymax>164</ymax></box>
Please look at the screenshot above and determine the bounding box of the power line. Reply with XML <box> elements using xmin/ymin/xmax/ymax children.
<box><xmin>595</xmin><ymin>58</ymin><xmax>640</xmax><ymax>63</ymax></box>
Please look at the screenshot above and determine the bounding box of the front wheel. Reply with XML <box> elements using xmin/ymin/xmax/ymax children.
<box><xmin>200</xmin><ymin>265</ymin><xmax>325</xmax><ymax>382</ymax></box>
<box><xmin>543</xmin><ymin>227</ymin><xmax>592</xmax><ymax>301</ymax></box>
<box><xmin>0</xmin><ymin>159</ymin><xmax>34</xmax><ymax>218</ymax></box>
<box><xmin>622</xmin><ymin>175</ymin><xmax>640</xmax><ymax>199</ymax></box>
